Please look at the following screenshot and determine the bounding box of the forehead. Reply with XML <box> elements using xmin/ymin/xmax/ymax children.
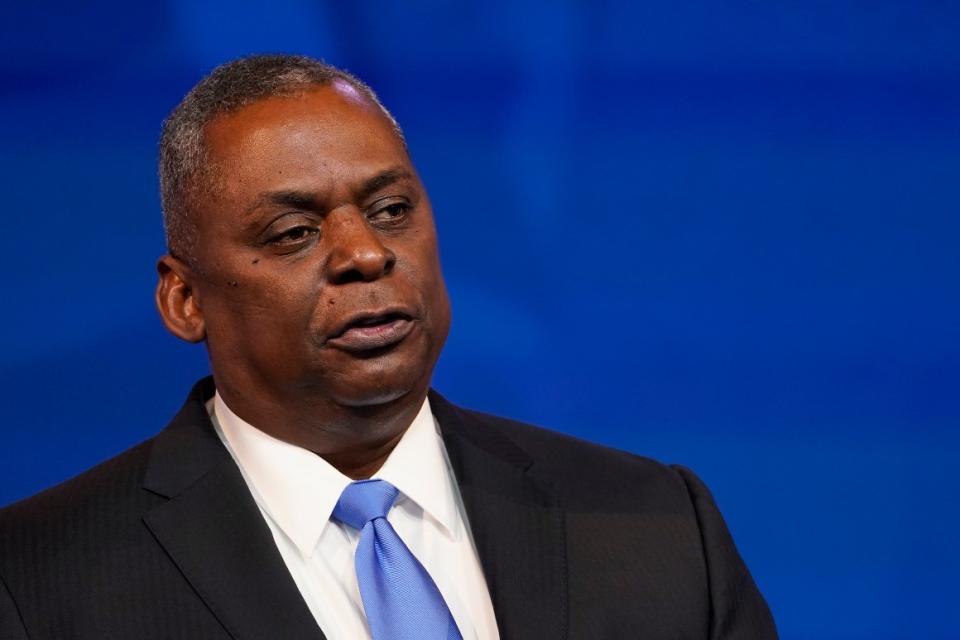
<box><xmin>202</xmin><ymin>81</ymin><xmax>409</xmax><ymax>198</ymax></box>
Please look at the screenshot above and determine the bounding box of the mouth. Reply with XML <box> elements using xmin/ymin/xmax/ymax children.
<box><xmin>326</xmin><ymin>308</ymin><xmax>415</xmax><ymax>353</ymax></box>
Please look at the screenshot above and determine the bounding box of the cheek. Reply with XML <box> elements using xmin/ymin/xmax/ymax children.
<box><xmin>410</xmin><ymin>256</ymin><xmax>451</xmax><ymax>337</ymax></box>
<box><xmin>200</xmin><ymin>269</ymin><xmax>321</xmax><ymax>339</ymax></box>
<box><xmin>431</xmin><ymin>278</ymin><xmax>452</xmax><ymax>341</ymax></box>
<box><xmin>413</xmin><ymin>239</ymin><xmax>448</xmax><ymax>310</ymax></box>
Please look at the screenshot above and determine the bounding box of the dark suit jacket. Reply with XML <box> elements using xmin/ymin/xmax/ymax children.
<box><xmin>0</xmin><ymin>378</ymin><xmax>777</xmax><ymax>639</ymax></box>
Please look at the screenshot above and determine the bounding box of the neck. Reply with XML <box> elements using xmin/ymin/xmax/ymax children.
<box><xmin>213</xmin><ymin>374</ymin><xmax>427</xmax><ymax>479</ymax></box>
<box><xmin>320</xmin><ymin>429</ymin><xmax>407</xmax><ymax>480</ymax></box>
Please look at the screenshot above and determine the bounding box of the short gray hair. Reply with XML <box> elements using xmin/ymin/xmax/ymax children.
<box><xmin>158</xmin><ymin>54</ymin><xmax>403</xmax><ymax>261</ymax></box>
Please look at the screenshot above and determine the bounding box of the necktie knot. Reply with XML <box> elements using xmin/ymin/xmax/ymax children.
<box><xmin>332</xmin><ymin>479</ymin><xmax>400</xmax><ymax>530</ymax></box>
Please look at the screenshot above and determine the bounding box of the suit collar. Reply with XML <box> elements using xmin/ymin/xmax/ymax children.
<box><xmin>142</xmin><ymin>377</ymin><xmax>222</xmax><ymax>498</ymax></box>
<box><xmin>430</xmin><ymin>390</ymin><xmax>569</xmax><ymax>640</ymax></box>
<box><xmin>142</xmin><ymin>377</ymin><xmax>325</xmax><ymax>640</ymax></box>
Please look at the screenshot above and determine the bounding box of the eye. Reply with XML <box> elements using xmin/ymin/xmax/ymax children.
<box><xmin>368</xmin><ymin>201</ymin><xmax>411</xmax><ymax>226</ymax></box>
<box><xmin>267</xmin><ymin>225</ymin><xmax>319</xmax><ymax>246</ymax></box>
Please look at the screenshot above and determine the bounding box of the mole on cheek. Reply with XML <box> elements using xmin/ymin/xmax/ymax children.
<box><xmin>328</xmin><ymin>298</ymin><xmax>335</xmax><ymax>305</ymax></box>
<box><xmin>228</xmin><ymin>280</ymin><xmax>238</xmax><ymax>287</ymax></box>
<box><xmin>251</xmin><ymin>258</ymin><xmax>260</xmax><ymax>264</ymax></box>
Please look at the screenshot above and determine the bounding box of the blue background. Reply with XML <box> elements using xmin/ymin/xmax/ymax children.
<box><xmin>1</xmin><ymin>3</ymin><xmax>957</xmax><ymax>638</ymax></box>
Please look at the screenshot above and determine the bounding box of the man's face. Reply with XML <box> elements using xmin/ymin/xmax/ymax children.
<box><xmin>186</xmin><ymin>81</ymin><xmax>451</xmax><ymax>408</ymax></box>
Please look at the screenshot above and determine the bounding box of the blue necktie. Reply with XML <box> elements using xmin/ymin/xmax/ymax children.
<box><xmin>332</xmin><ymin>479</ymin><xmax>463</xmax><ymax>640</ymax></box>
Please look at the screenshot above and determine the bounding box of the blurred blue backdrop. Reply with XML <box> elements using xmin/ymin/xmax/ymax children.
<box><xmin>1</xmin><ymin>2</ymin><xmax>957</xmax><ymax>638</ymax></box>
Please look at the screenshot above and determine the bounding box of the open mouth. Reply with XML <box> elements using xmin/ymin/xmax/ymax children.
<box><xmin>349</xmin><ymin>312</ymin><xmax>407</xmax><ymax>328</ymax></box>
<box><xmin>327</xmin><ymin>310</ymin><xmax>415</xmax><ymax>352</ymax></box>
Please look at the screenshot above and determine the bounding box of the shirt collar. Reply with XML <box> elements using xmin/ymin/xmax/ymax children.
<box><xmin>372</xmin><ymin>397</ymin><xmax>458</xmax><ymax>541</ymax></box>
<box><xmin>211</xmin><ymin>392</ymin><xmax>458</xmax><ymax>557</ymax></box>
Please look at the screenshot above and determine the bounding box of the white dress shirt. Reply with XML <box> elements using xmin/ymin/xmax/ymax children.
<box><xmin>209</xmin><ymin>392</ymin><xmax>500</xmax><ymax>640</ymax></box>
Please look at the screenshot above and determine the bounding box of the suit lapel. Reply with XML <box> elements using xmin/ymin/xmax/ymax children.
<box><xmin>431</xmin><ymin>391</ymin><xmax>568</xmax><ymax>640</ymax></box>
<box><xmin>142</xmin><ymin>379</ymin><xmax>324</xmax><ymax>640</ymax></box>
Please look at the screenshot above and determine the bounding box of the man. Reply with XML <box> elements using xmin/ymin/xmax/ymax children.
<box><xmin>0</xmin><ymin>55</ymin><xmax>777</xmax><ymax>639</ymax></box>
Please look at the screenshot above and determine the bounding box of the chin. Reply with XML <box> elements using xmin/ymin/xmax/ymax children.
<box><xmin>327</xmin><ymin>370</ymin><xmax>420</xmax><ymax>408</ymax></box>
<box><xmin>325</xmin><ymin>358</ymin><xmax>429</xmax><ymax>409</ymax></box>
<box><xmin>333</xmin><ymin>386</ymin><xmax>411</xmax><ymax>408</ymax></box>
<box><xmin>322</xmin><ymin>329</ymin><xmax>439</xmax><ymax>409</ymax></box>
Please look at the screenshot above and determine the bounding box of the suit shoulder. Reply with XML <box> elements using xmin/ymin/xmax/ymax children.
<box><xmin>454</xmin><ymin>405</ymin><xmax>691</xmax><ymax>510</ymax></box>
<box><xmin>0</xmin><ymin>438</ymin><xmax>158</xmax><ymax>536</ymax></box>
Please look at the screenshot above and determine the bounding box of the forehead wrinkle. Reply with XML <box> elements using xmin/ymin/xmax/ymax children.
<box><xmin>241</xmin><ymin>165</ymin><xmax>416</xmax><ymax>223</ymax></box>
<box><xmin>213</xmin><ymin>123</ymin><xmax>402</xmax><ymax>190</ymax></box>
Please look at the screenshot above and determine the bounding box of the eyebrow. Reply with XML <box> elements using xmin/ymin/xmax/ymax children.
<box><xmin>244</xmin><ymin>167</ymin><xmax>415</xmax><ymax>220</ymax></box>
<box><xmin>354</xmin><ymin>167</ymin><xmax>414</xmax><ymax>202</ymax></box>
<box><xmin>246</xmin><ymin>190</ymin><xmax>320</xmax><ymax>216</ymax></box>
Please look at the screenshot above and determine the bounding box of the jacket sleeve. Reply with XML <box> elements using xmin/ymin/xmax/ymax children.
<box><xmin>672</xmin><ymin>465</ymin><xmax>779</xmax><ymax>640</ymax></box>
<box><xmin>0</xmin><ymin>572</ymin><xmax>29</xmax><ymax>640</ymax></box>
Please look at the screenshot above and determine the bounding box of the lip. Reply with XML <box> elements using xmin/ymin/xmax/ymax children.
<box><xmin>326</xmin><ymin>308</ymin><xmax>415</xmax><ymax>352</ymax></box>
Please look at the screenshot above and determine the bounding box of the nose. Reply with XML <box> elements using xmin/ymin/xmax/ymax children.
<box><xmin>325</xmin><ymin>209</ymin><xmax>396</xmax><ymax>284</ymax></box>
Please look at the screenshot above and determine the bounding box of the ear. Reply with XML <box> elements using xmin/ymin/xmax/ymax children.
<box><xmin>155</xmin><ymin>254</ymin><xmax>206</xmax><ymax>343</ymax></box>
